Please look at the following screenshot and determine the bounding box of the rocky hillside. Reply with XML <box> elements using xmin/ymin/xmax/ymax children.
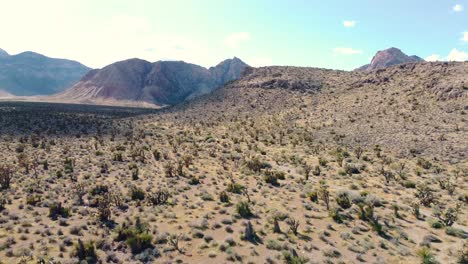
<box><xmin>357</xmin><ymin>47</ymin><xmax>424</xmax><ymax>71</ymax></box>
<box><xmin>165</xmin><ymin>61</ymin><xmax>467</xmax><ymax>162</ymax></box>
<box><xmin>0</xmin><ymin>50</ymin><xmax>90</xmax><ymax>95</ymax></box>
<box><xmin>57</xmin><ymin>57</ymin><xmax>248</xmax><ymax>106</ymax></box>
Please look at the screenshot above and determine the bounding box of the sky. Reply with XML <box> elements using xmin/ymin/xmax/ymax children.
<box><xmin>0</xmin><ymin>0</ymin><xmax>467</xmax><ymax>70</ymax></box>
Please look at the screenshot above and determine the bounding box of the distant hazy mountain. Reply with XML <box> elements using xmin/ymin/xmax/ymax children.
<box><xmin>0</xmin><ymin>49</ymin><xmax>90</xmax><ymax>96</ymax></box>
<box><xmin>57</xmin><ymin>57</ymin><xmax>248</xmax><ymax>106</ymax></box>
<box><xmin>357</xmin><ymin>47</ymin><xmax>424</xmax><ymax>71</ymax></box>
<box><xmin>0</xmin><ymin>49</ymin><xmax>8</xmax><ymax>58</ymax></box>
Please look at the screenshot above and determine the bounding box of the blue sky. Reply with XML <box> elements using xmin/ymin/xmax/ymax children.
<box><xmin>0</xmin><ymin>0</ymin><xmax>467</xmax><ymax>70</ymax></box>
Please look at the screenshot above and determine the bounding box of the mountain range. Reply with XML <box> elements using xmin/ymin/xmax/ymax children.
<box><xmin>0</xmin><ymin>47</ymin><xmax>431</xmax><ymax>106</ymax></box>
<box><xmin>55</xmin><ymin>57</ymin><xmax>248</xmax><ymax>106</ymax></box>
<box><xmin>0</xmin><ymin>49</ymin><xmax>90</xmax><ymax>96</ymax></box>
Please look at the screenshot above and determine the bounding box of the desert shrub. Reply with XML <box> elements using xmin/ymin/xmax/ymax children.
<box><xmin>445</xmin><ymin>227</ymin><xmax>466</xmax><ymax>238</ymax></box>
<box><xmin>417</xmin><ymin>247</ymin><xmax>437</xmax><ymax>264</ymax></box>
<box><xmin>147</xmin><ymin>190</ymin><xmax>170</xmax><ymax>206</ymax></box>
<box><xmin>116</xmin><ymin>217</ymin><xmax>154</xmax><ymax>255</ymax></box>
<box><xmin>432</xmin><ymin>203</ymin><xmax>461</xmax><ymax>227</ymax></box>
<box><xmin>127</xmin><ymin>233</ymin><xmax>153</xmax><ymax>254</ymax></box>
<box><xmin>264</xmin><ymin>173</ymin><xmax>280</xmax><ymax>186</ymax></box>
<box><xmin>227</xmin><ymin>182</ymin><xmax>244</xmax><ymax>194</ymax></box>
<box><xmin>329</xmin><ymin>208</ymin><xmax>343</xmax><ymax>223</ymax></box>
<box><xmin>283</xmin><ymin>249</ymin><xmax>308</xmax><ymax>264</ymax></box>
<box><xmin>335</xmin><ymin>191</ymin><xmax>352</xmax><ymax>209</ymax></box>
<box><xmin>189</xmin><ymin>176</ymin><xmax>200</xmax><ymax>185</ymax></box>
<box><xmin>63</xmin><ymin>157</ymin><xmax>74</xmax><ymax>174</ymax></box>
<box><xmin>219</xmin><ymin>191</ymin><xmax>230</xmax><ymax>203</ymax></box>
<box><xmin>245</xmin><ymin>157</ymin><xmax>271</xmax><ymax>172</ymax></box>
<box><xmin>201</xmin><ymin>193</ymin><xmax>214</xmax><ymax>201</ymax></box>
<box><xmin>130</xmin><ymin>187</ymin><xmax>145</xmax><ymax>201</ymax></box>
<box><xmin>416</xmin><ymin>184</ymin><xmax>436</xmax><ymax>207</ymax></box>
<box><xmin>312</xmin><ymin>165</ymin><xmax>321</xmax><ymax>176</ymax></box>
<box><xmin>318</xmin><ymin>157</ymin><xmax>328</xmax><ymax>167</ymax></box>
<box><xmin>0</xmin><ymin>196</ymin><xmax>7</xmax><ymax>211</ymax></box>
<box><xmin>73</xmin><ymin>239</ymin><xmax>97</xmax><ymax>263</ymax></box>
<box><xmin>236</xmin><ymin>201</ymin><xmax>253</xmax><ymax>218</ymax></box>
<box><xmin>49</xmin><ymin>203</ymin><xmax>70</xmax><ymax>220</ymax></box>
<box><xmin>457</xmin><ymin>242</ymin><xmax>468</xmax><ymax>264</ymax></box>
<box><xmin>403</xmin><ymin>180</ymin><xmax>416</xmax><ymax>188</ymax></box>
<box><xmin>344</xmin><ymin>164</ymin><xmax>360</xmax><ymax>175</ymax></box>
<box><xmin>417</xmin><ymin>158</ymin><xmax>432</xmax><ymax>170</ymax></box>
<box><xmin>26</xmin><ymin>195</ymin><xmax>41</xmax><ymax>206</ymax></box>
<box><xmin>153</xmin><ymin>150</ymin><xmax>161</xmax><ymax>161</ymax></box>
<box><xmin>112</xmin><ymin>152</ymin><xmax>123</xmax><ymax>162</ymax></box>
<box><xmin>90</xmin><ymin>185</ymin><xmax>109</xmax><ymax>196</ymax></box>
<box><xmin>307</xmin><ymin>190</ymin><xmax>318</xmax><ymax>203</ymax></box>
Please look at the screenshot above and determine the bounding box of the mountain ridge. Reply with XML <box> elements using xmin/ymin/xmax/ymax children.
<box><xmin>56</xmin><ymin>57</ymin><xmax>249</xmax><ymax>106</ymax></box>
<box><xmin>0</xmin><ymin>49</ymin><xmax>90</xmax><ymax>95</ymax></box>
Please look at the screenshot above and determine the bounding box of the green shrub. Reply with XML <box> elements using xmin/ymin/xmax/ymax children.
<box><xmin>403</xmin><ymin>180</ymin><xmax>416</xmax><ymax>188</ymax></box>
<box><xmin>445</xmin><ymin>227</ymin><xmax>466</xmax><ymax>238</ymax></box>
<box><xmin>329</xmin><ymin>208</ymin><xmax>343</xmax><ymax>223</ymax></box>
<box><xmin>236</xmin><ymin>201</ymin><xmax>253</xmax><ymax>218</ymax></box>
<box><xmin>307</xmin><ymin>191</ymin><xmax>318</xmax><ymax>203</ymax></box>
<box><xmin>336</xmin><ymin>191</ymin><xmax>352</xmax><ymax>209</ymax></box>
<box><xmin>116</xmin><ymin>218</ymin><xmax>154</xmax><ymax>255</ymax></box>
<box><xmin>48</xmin><ymin>202</ymin><xmax>70</xmax><ymax>220</ymax></box>
<box><xmin>227</xmin><ymin>182</ymin><xmax>244</xmax><ymax>194</ymax></box>
<box><xmin>74</xmin><ymin>239</ymin><xmax>97</xmax><ymax>263</ymax></box>
<box><xmin>219</xmin><ymin>191</ymin><xmax>230</xmax><ymax>203</ymax></box>
<box><xmin>127</xmin><ymin>232</ymin><xmax>153</xmax><ymax>254</ymax></box>
<box><xmin>130</xmin><ymin>187</ymin><xmax>145</xmax><ymax>201</ymax></box>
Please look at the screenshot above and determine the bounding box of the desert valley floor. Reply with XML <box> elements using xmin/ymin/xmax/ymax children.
<box><xmin>0</xmin><ymin>62</ymin><xmax>466</xmax><ymax>264</ymax></box>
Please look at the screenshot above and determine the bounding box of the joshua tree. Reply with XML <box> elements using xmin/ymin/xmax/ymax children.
<box><xmin>97</xmin><ymin>195</ymin><xmax>112</xmax><ymax>222</ymax></box>
<box><xmin>355</xmin><ymin>146</ymin><xmax>364</xmax><ymax>160</ymax></box>
<box><xmin>287</xmin><ymin>217</ymin><xmax>300</xmax><ymax>235</ymax></box>
<box><xmin>0</xmin><ymin>165</ymin><xmax>13</xmax><ymax>190</ymax></box>
<box><xmin>243</xmin><ymin>221</ymin><xmax>259</xmax><ymax>242</ymax></box>
<box><xmin>273</xmin><ymin>217</ymin><xmax>281</xmax><ymax>233</ymax></box>
<box><xmin>318</xmin><ymin>181</ymin><xmax>330</xmax><ymax>210</ymax></box>
<box><xmin>167</xmin><ymin>233</ymin><xmax>184</xmax><ymax>253</ymax></box>
<box><xmin>73</xmin><ymin>182</ymin><xmax>87</xmax><ymax>205</ymax></box>
<box><xmin>416</xmin><ymin>184</ymin><xmax>435</xmax><ymax>207</ymax></box>
<box><xmin>302</xmin><ymin>163</ymin><xmax>312</xmax><ymax>181</ymax></box>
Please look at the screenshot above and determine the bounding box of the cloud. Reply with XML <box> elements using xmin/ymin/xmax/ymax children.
<box><xmin>333</xmin><ymin>47</ymin><xmax>363</xmax><ymax>55</ymax></box>
<box><xmin>447</xmin><ymin>48</ymin><xmax>468</xmax><ymax>61</ymax></box>
<box><xmin>343</xmin><ymin>20</ymin><xmax>356</xmax><ymax>27</ymax></box>
<box><xmin>224</xmin><ymin>32</ymin><xmax>250</xmax><ymax>49</ymax></box>
<box><xmin>462</xmin><ymin>32</ymin><xmax>468</xmax><ymax>42</ymax></box>
<box><xmin>425</xmin><ymin>54</ymin><xmax>442</xmax><ymax>62</ymax></box>
<box><xmin>453</xmin><ymin>4</ymin><xmax>463</xmax><ymax>12</ymax></box>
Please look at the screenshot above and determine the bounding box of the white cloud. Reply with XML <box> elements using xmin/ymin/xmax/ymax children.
<box><xmin>447</xmin><ymin>48</ymin><xmax>468</xmax><ymax>61</ymax></box>
<box><xmin>343</xmin><ymin>20</ymin><xmax>356</xmax><ymax>27</ymax></box>
<box><xmin>453</xmin><ymin>4</ymin><xmax>463</xmax><ymax>12</ymax></box>
<box><xmin>425</xmin><ymin>54</ymin><xmax>442</xmax><ymax>62</ymax></box>
<box><xmin>333</xmin><ymin>47</ymin><xmax>363</xmax><ymax>55</ymax></box>
<box><xmin>462</xmin><ymin>32</ymin><xmax>468</xmax><ymax>42</ymax></box>
<box><xmin>223</xmin><ymin>32</ymin><xmax>250</xmax><ymax>49</ymax></box>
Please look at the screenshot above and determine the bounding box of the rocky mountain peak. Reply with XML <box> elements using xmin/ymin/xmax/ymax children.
<box><xmin>357</xmin><ymin>47</ymin><xmax>424</xmax><ymax>71</ymax></box>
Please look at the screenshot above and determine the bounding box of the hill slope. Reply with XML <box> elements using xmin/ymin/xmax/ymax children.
<box><xmin>163</xmin><ymin>61</ymin><xmax>467</xmax><ymax>161</ymax></box>
<box><xmin>0</xmin><ymin>50</ymin><xmax>90</xmax><ymax>95</ymax></box>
